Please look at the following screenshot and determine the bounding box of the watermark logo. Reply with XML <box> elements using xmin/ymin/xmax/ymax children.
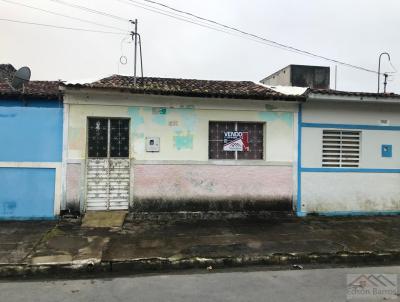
<box><xmin>347</xmin><ymin>274</ymin><xmax>398</xmax><ymax>300</ymax></box>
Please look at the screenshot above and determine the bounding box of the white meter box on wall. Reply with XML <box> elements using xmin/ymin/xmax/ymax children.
<box><xmin>146</xmin><ymin>137</ymin><xmax>160</xmax><ymax>152</ymax></box>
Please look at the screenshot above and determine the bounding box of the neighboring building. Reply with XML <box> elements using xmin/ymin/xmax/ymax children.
<box><xmin>0</xmin><ymin>65</ymin><xmax>63</xmax><ymax>219</ymax></box>
<box><xmin>260</xmin><ymin>64</ymin><xmax>330</xmax><ymax>89</ymax></box>
<box><xmin>263</xmin><ymin>65</ymin><xmax>400</xmax><ymax>216</ymax></box>
<box><xmin>61</xmin><ymin>76</ymin><xmax>303</xmax><ymax>213</ymax></box>
<box><xmin>298</xmin><ymin>89</ymin><xmax>400</xmax><ymax>215</ymax></box>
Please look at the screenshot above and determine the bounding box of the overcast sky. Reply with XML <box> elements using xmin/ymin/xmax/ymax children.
<box><xmin>1</xmin><ymin>0</ymin><xmax>399</xmax><ymax>93</ymax></box>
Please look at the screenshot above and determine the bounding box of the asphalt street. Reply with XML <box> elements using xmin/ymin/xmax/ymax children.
<box><xmin>1</xmin><ymin>266</ymin><xmax>399</xmax><ymax>302</ymax></box>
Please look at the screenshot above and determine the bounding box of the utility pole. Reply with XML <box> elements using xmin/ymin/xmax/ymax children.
<box><xmin>130</xmin><ymin>19</ymin><xmax>138</xmax><ymax>86</ymax></box>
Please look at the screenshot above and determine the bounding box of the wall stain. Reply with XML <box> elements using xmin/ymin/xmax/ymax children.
<box><xmin>187</xmin><ymin>171</ymin><xmax>215</xmax><ymax>192</ymax></box>
<box><xmin>69</xmin><ymin>128</ymin><xmax>84</xmax><ymax>148</ymax></box>
<box><xmin>2</xmin><ymin>201</ymin><xmax>16</xmax><ymax>215</ymax></box>
<box><xmin>134</xmin><ymin>133</ymin><xmax>145</xmax><ymax>139</ymax></box>
<box><xmin>259</xmin><ymin>111</ymin><xmax>293</xmax><ymax>127</ymax></box>
<box><xmin>264</xmin><ymin>104</ymin><xmax>277</xmax><ymax>111</ymax></box>
<box><xmin>0</xmin><ymin>113</ymin><xmax>17</xmax><ymax>118</ymax></box>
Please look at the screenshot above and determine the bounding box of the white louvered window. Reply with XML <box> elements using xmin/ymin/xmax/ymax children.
<box><xmin>322</xmin><ymin>130</ymin><xmax>361</xmax><ymax>167</ymax></box>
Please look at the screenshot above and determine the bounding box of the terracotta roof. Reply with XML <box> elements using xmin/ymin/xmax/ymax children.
<box><xmin>66</xmin><ymin>75</ymin><xmax>302</xmax><ymax>101</ymax></box>
<box><xmin>0</xmin><ymin>80</ymin><xmax>60</xmax><ymax>99</ymax></box>
<box><xmin>307</xmin><ymin>88</ymin><xmax>400</xmax><ymax>99</ymax></box>
<box><xmin>0</xmin><ymin>64</ymin><xmax>16</xmax><ymax>81</ymax></box>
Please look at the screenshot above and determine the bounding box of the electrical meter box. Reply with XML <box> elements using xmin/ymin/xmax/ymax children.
<box><xmin>146</xmin><ymin>137</ymin><xmax>160</xmax><ymax>152</ymax></box>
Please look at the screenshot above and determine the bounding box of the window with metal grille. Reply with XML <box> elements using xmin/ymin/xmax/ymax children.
<box><xmin>322</xmin><ymin>130</ymin><xmax>361</xmax><ymax>167</ymax></box>
<box><xmin>208</xmin><ymin>121</ymin><xmax>264</xmax><ymax>160</ymax></box>
<box><xmin>88</xmin><ymin>118</ymin><xmax>130</xmax><ymax>158</ymax></box>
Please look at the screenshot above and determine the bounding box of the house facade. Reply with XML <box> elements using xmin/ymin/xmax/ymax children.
<box><xmin>0</xmin><ymin>65</ymin><xmax>63</xmax><ymax>219</ymax></box>
<box><xmin>298</xmin><ymin>90</ymin><xmax>400</xmax><ymax>216</ymax></box>
<box><xmin>62</xmin><ymin>76</ymin><xmax>302</xmax><ymax>213</ymax></box>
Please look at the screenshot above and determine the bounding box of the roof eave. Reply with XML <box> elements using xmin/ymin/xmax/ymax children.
<box><xmin>307</xmin><ymin>92</ymin><xmax>400</xmax><ymax>104</ymax></box>
<box><xmin>64</xmin><ymin>85</ymin><xmax>305</xmax><ymax>102</ymax></box>
<box><xmin>0</xmin><ymin>93</ymin><xmax>60</xmax><ymax>100</ymax></box>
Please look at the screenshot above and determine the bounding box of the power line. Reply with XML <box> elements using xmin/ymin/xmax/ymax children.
<box><xmin>1</xmin><ymin>0</ymin><xmax>127</xmax><ymax>32</ymax></box>
<box><xmin>137</xmin><ymin>0</ymin><xmax>380</xmax><ymax>74</ymax></box>
<box><xmin>48</xmin><ymin>0</ymin><xmax>315</xmax><ymax>61</ymax></box>
<box><xmin>118</xmin><ymin>0</ymin><xmax>231</xmax><ymax>31</ymax></box>
<box><xmin>46</xmin><ymin>0</ymin><xmax>383</xmax><ymax>75</ymax></box>
<box><xmin>49</xmin><ymin>0</ymin><xmax>130</xmax><ymax>23</ymax></box>
<box><xmin>116</xmin><ymin>0</ymin><xmax>253</xmax><ymax>36</ymax></box>
<box><xmin>0</xmin><ymin>18</ymin><xmax>127</xmax><ymax>34</ymax></box>
<box><xmin>116</xmin><ymin>0</ymin><xmax>317</xmax><ymax>57</ymax></box>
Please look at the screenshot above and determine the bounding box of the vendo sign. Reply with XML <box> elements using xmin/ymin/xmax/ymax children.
<box><xmin>223</xmin><ymin>131</ymin><xmax>249</xmax><ymax>151</ymax></box>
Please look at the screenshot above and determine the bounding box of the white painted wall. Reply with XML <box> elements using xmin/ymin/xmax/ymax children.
<box><xmin>302</xmin><ymin>101</ymin><xmax>400</xmax><ymax>125</ymax></box>
<box><xmin>301</xmin><ymin>101</ymin><xmax>400</xmax><ymax>213</ymax></box>
<box><xmin>64</xmin><ymin>90</ymin><xmax>297</xmax><ymax>163</ymax></box>
<box><xmin>302</xmin><ymin>172</ymin><xmax>400</xmax><ymax>212</ymax></box>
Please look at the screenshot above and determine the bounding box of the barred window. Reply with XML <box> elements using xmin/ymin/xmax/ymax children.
<box><xmin>322</xmin><ymin>130</ymin><xmax>361</xmax><ymax>167</ymax></box>
<box><xmin>208</xmin><ymin>121</ymin><xmax>264</xmax><ymax>160</ymax></box>
<box><xmin>88</xmin><ymin>118</ymin><xmax>130</xmax><ymax>158</ymax></box>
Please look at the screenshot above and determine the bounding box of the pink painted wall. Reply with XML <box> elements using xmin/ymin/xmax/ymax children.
<box><xmin>132</xmin><ymin>165</ymin><xmax>293</xmax><ymax>210</ymax></box>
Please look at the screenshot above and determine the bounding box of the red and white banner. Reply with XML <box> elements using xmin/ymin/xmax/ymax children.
<box><xmin>223</xmin><ymin>131</ymin><xmax>249</xmax><ymax>151</ymax></box>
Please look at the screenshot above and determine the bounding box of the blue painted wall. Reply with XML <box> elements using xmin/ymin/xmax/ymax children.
<box><xmin>0</xmin><ymin>99</ymin><xmax>63</xmax><ymax>162</ymax></box>
<box><xmin>0</xmin><ymin>99</ymin><xmax>62</xmax><ymax>219</ymax></box>
<box><xmin>0</xmin><ymin>167</ymin><xmax>55</xmax><ymax>219</ymax></box>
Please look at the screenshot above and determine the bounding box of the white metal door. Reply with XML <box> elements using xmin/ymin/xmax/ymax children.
<box><xmin>86</xmin><ymin>159</ymin><xmax>109</xmax><ymax>211</ymax></box>
<box><xmin>108</xmin><ymin>158</ymin><xmax>130</xmax><ymax>210</ymax></box>
<box><xmin>86</xmin><ymin>118</ymin><xmax>130</xmax><ymax>211</ymax></box>
<box><xmin>86</xmin><ymin>159</ymin><xmax>130</xmax><ymax>210</ymax></box>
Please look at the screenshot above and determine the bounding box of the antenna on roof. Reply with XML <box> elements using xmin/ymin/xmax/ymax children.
<box><xmin>377</xmin><ymin>52</ymin><xmax>391</xmax><ymax>94</ymax></box>
<box><xmin>11</xmin><ymin>66</ymin><xmax>31</xmax><ymax>91</ymax></box>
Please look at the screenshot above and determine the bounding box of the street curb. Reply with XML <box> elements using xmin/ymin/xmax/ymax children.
<box><xmin>1</xmin><ymin>250</ymin><xmax>400</xmax><ymax>279</ymax></box>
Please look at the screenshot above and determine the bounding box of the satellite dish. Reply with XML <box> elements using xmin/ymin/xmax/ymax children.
<box><xmin>11</xmin><ymin>66</ymin><xmax>31</xmax><ymax>90</ymax></box>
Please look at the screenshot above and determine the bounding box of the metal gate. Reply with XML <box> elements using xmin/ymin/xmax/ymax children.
<box><xmin>86</xmin><ymin>118</ymin><xmax>130</xmax><ymax>211</ymax></box>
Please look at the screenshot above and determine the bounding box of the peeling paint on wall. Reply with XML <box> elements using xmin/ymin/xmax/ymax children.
<box><xmin>174</xmin><ymin>132</ymin><xmax>193</xmax><ymax>150</ymax></box>
<box><xmin>177</xmin><ymin>108</ymin><xmax>197</xmax><ymax>132</ymax></box>
<box><xmin>128</xmin><ymin>107</ymin><xmax>146</xmax><ymax>150</ymax></box>
<box><xmin>128</xmin><ymin>107</ymin><xmax>145</xmax><ymax>129</ymax></box>
<box><xmin>152</xmin><ymin>113</ymin><xmax>167</xmax><ymax>126</ymax></box>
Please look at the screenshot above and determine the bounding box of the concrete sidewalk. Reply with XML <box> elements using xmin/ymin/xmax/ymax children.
<box><xmin>1</xmin><ymin>215</ymin><xmax>400</xmax><ymax>277</ymax></box>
